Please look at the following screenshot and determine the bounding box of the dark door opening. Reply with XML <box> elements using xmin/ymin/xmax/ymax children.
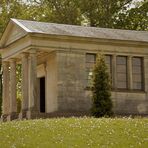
<box><xmin>40</xmin><ymin>77</ymin><xmax>45</xmax><ymax>113</ymax></box>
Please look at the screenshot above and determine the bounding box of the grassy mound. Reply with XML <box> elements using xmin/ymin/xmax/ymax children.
<box><xmin>0</xmin><ymin>117</ymin><xmax>147</xmax><ymax>148</ymax></box>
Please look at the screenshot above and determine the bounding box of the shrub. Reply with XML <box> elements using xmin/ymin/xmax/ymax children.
<box><xmin>91</xmin><ymin>54</ymin><xmax>113</xmax><ymax>117</ymax></box>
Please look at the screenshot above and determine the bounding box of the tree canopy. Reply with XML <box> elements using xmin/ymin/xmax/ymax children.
<box><xmin>114</xmin><ymin>0</ymin><xmax>148</xmax><ymax>30</ymax></box>
<box><xmin>0</xmin><ymin>0</ymin><xmax>147</xmax><ymax>37</ymax></box>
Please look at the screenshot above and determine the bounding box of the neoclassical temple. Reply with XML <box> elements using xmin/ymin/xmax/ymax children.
<box><xmin>0</xmin><ymin>19</ymin><xmax>148</xmax><ymax>121</ymax></box>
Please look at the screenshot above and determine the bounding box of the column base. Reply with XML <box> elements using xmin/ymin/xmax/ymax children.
<box><xmin>19</xmin><ymin>111</ymin><xmax>27</xmax><ymax>120</ymax></box>
<box><xmin>1</xmin><ymin>114</ymin><xmax>8</xmax><ymax>122</ymax></box>
<box><xmin>7</xmin><ymin>112</ymin><xmax>18</xmax><ymax>121</ymax></box>
<box><xmin>26</xmin><ymin>110</ymin><xmax>40</xmax><ymax>119</ymax></box>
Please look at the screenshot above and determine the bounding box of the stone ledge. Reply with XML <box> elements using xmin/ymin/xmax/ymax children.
<box><xmin>26</xmin><ymin>111</ymin><xmax>90</xmax><ymax>120</ymax></box>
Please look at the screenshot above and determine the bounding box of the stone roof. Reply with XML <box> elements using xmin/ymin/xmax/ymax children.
<box><xmin>10</xmin><ymin>19</ymin><xmax>148</xmax><ymax>43</ymax></box>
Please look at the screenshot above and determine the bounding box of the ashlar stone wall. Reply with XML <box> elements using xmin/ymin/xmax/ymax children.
<box><xmin>56</xmin><ymin>50</ymin><xmax>91</xmax><ymax>113</ymax></box>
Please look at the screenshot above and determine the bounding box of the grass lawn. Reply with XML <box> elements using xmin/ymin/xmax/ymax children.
<box><xmin>0</xmin><ymin>117</ymin><xmax>147</xmax><ymax>148</ymax></box>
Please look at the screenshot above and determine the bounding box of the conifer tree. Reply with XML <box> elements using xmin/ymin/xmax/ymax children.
<box><xmin>91</xmin><ymin>54</ymin><xmax>113</xmax><ymax>117</ymax></box>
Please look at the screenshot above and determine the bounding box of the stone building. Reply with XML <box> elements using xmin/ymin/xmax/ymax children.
<box><xmin>0</xmin><ymin>19</ymin><xmax>148</xmax><ymax>121</ymax></box>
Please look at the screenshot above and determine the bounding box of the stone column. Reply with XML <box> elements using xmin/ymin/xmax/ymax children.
<box><xmin>112</xmin><ymin>54</ymin><xmax>117</xmax><ymax>90</ymax></box>
<box><xmin>8</xmin><ymin>59</ymin><xmax>17</xmax><ymax>121</ymax></box>
<box><xmin>27</xmin><ymin>49</ymin><xmax>38</xmax><ymax>119</ymax></box>
<box><xmin>2</xmin><ymin>61</ymin><xmax>10</xmax><ymax>121</ymax></box>
<box><xmin>127</xmin><ymin>56</ymin><xmax>133</xmax><ymax>90</ymax></box>
<box><xmin>19</xmin><ymin>53</ymin><xmax>29</xmax><ymax>119</ymax></box>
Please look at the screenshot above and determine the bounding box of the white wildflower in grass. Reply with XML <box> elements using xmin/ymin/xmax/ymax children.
<box><xmin>0</xmin><ymin>117</ymin><xmax>147</xmax><ymax>147</ymax></box>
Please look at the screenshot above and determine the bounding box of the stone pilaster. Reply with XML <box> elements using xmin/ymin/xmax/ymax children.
<box><xmin>19</xmin><ymin>53</ymin><xmax>29</xmax><ymax>119</ymax></box>
<box><xmin>127</xmin><ymin>56</ymin><xmax>133</xmax><ymax>90</ymax></box>
<box><xmin>7</xmin><ymin>59</ymin><xmax>17</xmax><ymax>121</ymax></box>
<box><xmin>144</xmin><ymin>57</ymin><xmax>148</xmax><ymax>92</ymax></box>
<box><xmin>2</xmin><ymin>61</ymin><xmax>10</xmax><ymax>121</ymax></box>
<box><xmin>27</xmin><ymin>49</ymin><xmax>38</xmax><ymax>119</ymax></box>
<box><xmin>112</xmin><ymin>54</ymin><xmax>117</xmax><ymax>90</ymax></box>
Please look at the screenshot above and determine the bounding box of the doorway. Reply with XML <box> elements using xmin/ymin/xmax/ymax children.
<box><xmin>40</xmin><ymin>77</ymin><xmax>45</xmax><ymax>113</ymax></box>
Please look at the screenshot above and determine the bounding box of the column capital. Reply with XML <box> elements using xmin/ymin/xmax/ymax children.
<box><xmin>9</xmin><ymin>58</ymin><xmax>17</xmax><ymax>63</ymax></box>
<box><xmin>2</xmin><ymin>60</ymin><xmax>9</xmax><ymax>65</ymax></box>
<box><xmin>128</xmin><ymin>55</ymin><xmax>133</xmax><ymax>58</ymax></box>
<box><xmin>29</xmin><ymin>49</ymin><xmax>37</xmax><ymax>54</ymax></box>
<box><xmin>21</xmin><ymin>52</ymin><xmax>29</xmax><ymax>58</ymax></box>
<box><xmin>113</xmin><ymin>54</ymin><xmax>117</xmax><ymax>57</ymax></box>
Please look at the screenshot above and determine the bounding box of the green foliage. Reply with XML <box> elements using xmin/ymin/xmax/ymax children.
<box><xmin>17</xmin><ymin>97</ymin><xmax>21</xmax><ymax>113</ymax></box>
<box><xmin>114</xmin><ymin>0</ymin><xmax>148</xmax><ymax>30</ymax></box>
<box><xmin>0</xmin><ymin>0</ymin><xmax>44</xmax><ymax>37</ymax></box>
<box><xmin>79</xmin><ymin>0</ymin><xmax>148</xmax><ymax>29</ymax></box>
<box><xmin>16</xmin><ymin>64</ymin><xmax>22</xmax><ymax>113</ymax></box>
<box><xmin>91</xmin><ymin>54</ymin><xmax>113</xmax><ymax>117</ymax></box>
<box><xmin>79</xmin><ymin>0</ymin><xmax>133</xmax><ymax>27</ymax></box>
<box><xmin>0</xmin><ymin>58</ymin><xmax>2</xmax><ymax>116</ymax></box>
<box><xmin>40</xmin><ymin>0</ymin><xmax>82</xmax><ymax>25</ymax></box>
<box><xmin>30</xmin><ymin>0</ymin><xmax>148</xmax><ymax>30</ymax></box>
<box><xmin>0</xmin><ymin>118</ymin><xmax>147</xmax><ymax>147</ymax></box>
<box><xmin>0</xmin><ymin>0</ymin><xmax>147</xmax><ymax>37</ymax></box>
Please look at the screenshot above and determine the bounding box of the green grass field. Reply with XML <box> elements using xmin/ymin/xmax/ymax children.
<box><xmin>0</xmin><ymin>117</ymin><xmax>147</xmax><ymax>148</ymax></box>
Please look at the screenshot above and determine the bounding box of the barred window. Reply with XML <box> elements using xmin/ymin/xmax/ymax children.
<box><xmin>86</xmin><ymin>53</ymin><xmax>96</xmax><ymax>87</ymax></box>
<box><xmin>132</xmin><ymin>57</ymin><xmax>143</xmax><ymax>90</ymax></box>
<box><xmin>116</xmin><ymin>56</ymin><xmax>127</xmax><ymax>89</ymax></box>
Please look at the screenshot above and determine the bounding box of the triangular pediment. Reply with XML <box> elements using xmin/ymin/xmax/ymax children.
<box><xmin>6</xmin><ymin>24</ymin><xmax>27</xmax><ymax>46</ymax></box>
<box><xmin>0</xmin><ymin>19</ymin><xmax>28</xmax><ymax>48</ymax></box>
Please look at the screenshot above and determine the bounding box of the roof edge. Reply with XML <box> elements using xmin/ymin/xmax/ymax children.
<box><xmin>0</xmin><ymin>18</ymin><xmax>31</xmax><ymax>48</ymax></box>
<box><xmin>13</xmin><ymin>18</ymin><xmax>148</xmax><ymax>33</ymax></box>
<box><xmin>11</xmin><ymin>18</ymin><xmax>32</xmax><ymax>33</ymax></box>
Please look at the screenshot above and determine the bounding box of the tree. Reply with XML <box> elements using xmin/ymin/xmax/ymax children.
<box><xmin>79</xmin><ymin>0</ymin><xmax>133</xmax><ymax>27</ymax></box>
<box><xmin>91</xmin><ymin>54</ymin><xmax>113</xmax><ymax>117</ymax></box>
<box><xmin>114</xmin><ymin>0</ymin><xmax>148</xmax><ymax>30</ymax></box>
<box><xmin>31</xmin><ymin>0</ymin><xmax>148</xmax><ymax>30</ymax></box>
<box><xmin>0</xmin><ymin>0</ymin><xmax>25</xmax><ymax>36</ymax></box>
<box><xmin>29</xmin><ymin>0</ymin><xmax>148</xmax><ymax>30</ymax></box>
<box><xmin>30</xmin><ymin>0</ymin><xmax>82</xmax><ymax>25</ymax></box>
<box><xmin>0</xmin><ymin>0</ymin><xmax>46</xmax><ymax>37</ymax></box>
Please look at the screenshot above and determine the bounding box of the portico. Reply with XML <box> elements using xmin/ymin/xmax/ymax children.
<box><xmin>2</xmin><ymin>49</ymin><xmax>38</xmax><ymax>120</ymax></box>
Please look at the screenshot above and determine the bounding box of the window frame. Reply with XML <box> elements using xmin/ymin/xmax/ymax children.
<box><xmin>116</xmin><ymin>56</ymin><xmax>128</xmax><ymax>90</ymax></box>
<box><xmin>85</xmin><ymin>53</ymin><xmax>145</xmax><ymax>92</ymax></box>
<box><xmin>132</xmin><ymin>56</ymin><xmax>144</xmax><ymax>91</ymax></box>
